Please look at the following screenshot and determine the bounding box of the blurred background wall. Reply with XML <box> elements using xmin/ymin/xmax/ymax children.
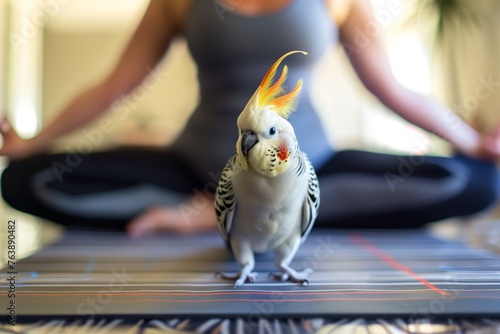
<box><xmin>0</xmin><ymin>0</ymin><xmax>6</xmax><ymax>114</ymax></box>
<box><xmin>420</xmin><ymin>0</ymin><xmax>500</xmax><ymax>135</ymax></box>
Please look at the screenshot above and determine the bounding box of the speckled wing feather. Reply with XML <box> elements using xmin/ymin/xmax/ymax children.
<box><xmin>214</xmin><ymin>155</ymin><xmax>237</xmax><ymax>243</ymax></box>
<box><xmin>299</xmin><ymin>153</ymin><xmax>320</xmax><ymax>241</ymax></box>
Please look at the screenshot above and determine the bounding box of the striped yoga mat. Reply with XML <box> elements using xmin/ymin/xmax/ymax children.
<box><xmin>2</xmin><ymin>228</ymin><xmax>500</xmax><ymax>320</ymax></box>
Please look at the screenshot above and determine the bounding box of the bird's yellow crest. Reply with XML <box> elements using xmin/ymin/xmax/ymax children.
<box><xmin>257</xmin><ymin>50</ymin><xmax>307</xmax><ymax>119</ymax></box>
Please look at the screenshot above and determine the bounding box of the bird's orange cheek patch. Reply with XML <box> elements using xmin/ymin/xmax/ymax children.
<box><xmin>277</xmin><ymin>144</ymin><xmax>289</xmax><ymax>161</ymax></box>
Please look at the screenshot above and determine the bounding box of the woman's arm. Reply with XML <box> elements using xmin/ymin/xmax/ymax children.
<box><xmin>333</xmin><ymin>0</ymin><xmax>500</xmax><ymax>160</ymax></box>
<box><xmin>1</xmin><ymin>0</ymin><xmax>190</xmax><ymax>159</ymax></box>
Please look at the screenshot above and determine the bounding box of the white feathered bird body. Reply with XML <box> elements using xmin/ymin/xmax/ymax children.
<box><xmin>223</xmin><ymin>149</ymin><xmax>314</xmax><ymax>253</ymax></box>
<box><xmin>215</xmin><ymin>51</ymin><xmax>320</xmax><ymax>286</ymax></box>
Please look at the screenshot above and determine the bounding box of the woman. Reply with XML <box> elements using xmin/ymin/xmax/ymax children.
<box><xmin>1</xmin><ymin>0</ymin><xmax>499</xmax><ymax>236</ymax></box>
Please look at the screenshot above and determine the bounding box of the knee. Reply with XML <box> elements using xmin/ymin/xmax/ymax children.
<box><xmin>1</xmin><ymin>162</ymin><xmax>30</xmax><ymax>211</ymax></box>
<box><xmin>467</xmin><ymin>162</ymin><xmax>500</xmax><ymax>212</ymax></box>
<box><xmin>2</xmin><ymin>164</ymin><xmax>17</xmax><ymax>205</ymax></box>
<box><xmin>485</xmin><ymin>167</ymin><xmax>500</xmax><ymax>207</ymax></box>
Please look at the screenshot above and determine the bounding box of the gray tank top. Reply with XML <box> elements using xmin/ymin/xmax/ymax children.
<box><xmin>173</xmin><ymin>0</ymin><xmax>338</xmax><ymax>181</ymax></box>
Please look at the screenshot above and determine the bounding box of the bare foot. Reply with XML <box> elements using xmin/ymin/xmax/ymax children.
<box><xmin>126</xmin><ymin>193</ymin><xmax>217</xmax><ymax>237</ymax></box>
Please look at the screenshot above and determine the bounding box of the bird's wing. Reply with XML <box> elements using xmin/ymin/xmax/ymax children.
<box><xmin>299</xmin><ymin>154</ymin><xmax>320</xmax><ymax>241</ymax></box>
<box><xmin>215</xmin><ymin>155</ymin><xmax>238</xmax><ymax>243</ymax></box>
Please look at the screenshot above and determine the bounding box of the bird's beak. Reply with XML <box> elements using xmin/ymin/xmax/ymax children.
<box><xmin>241</xmin><ymin>130</ymin><xmax>259</xmax><ymax>156</ymax></box>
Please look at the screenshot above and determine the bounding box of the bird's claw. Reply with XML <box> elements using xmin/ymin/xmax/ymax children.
<box><xmin>269</xmin><ymin>268</ymin><xmax>312</xmax><ymax>285</ymax></box>
<box><xmin>269</xmin><ymin>272</ymin><xmax>289</xmax><ymax>281</ymax></box>
<box><xmin>215</xmin><ymin>271</ymin><xmax>258</xmax><ymax>288</ymax></box>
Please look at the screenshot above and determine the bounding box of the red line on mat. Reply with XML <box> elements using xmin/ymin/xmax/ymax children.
<box><xmin>350</xmin><ymin>233</ymin><xmax>449</xmax><ymax>296</ymax></box>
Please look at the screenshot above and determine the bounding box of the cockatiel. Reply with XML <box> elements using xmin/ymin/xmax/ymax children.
<box><xmin>214</xmin><ymin>51</ymin><xmax>320</xmax><ymax>287</ymax></box>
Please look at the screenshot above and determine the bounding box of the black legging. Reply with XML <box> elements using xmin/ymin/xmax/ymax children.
<box><xmin>2</xmin><ymin>148</ymin><xmax>499</xmax><ymax>230</ymax></box>
<box><xmin>315</xmin><ymin>150</ymin><xmax>499</xmax><ymax>228</ymax></box>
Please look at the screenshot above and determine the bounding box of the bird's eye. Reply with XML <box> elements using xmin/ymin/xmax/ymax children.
<box><xmin>269</xmin><ymin>127</ymin><xmax>277</xmax><ymax>136</ymax></box>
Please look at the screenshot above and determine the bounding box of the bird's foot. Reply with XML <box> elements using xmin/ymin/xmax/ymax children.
<box><xmin>215</xmin><ymin>271</ymin><xmax>259</xmax><ymax>288</ymax></box>
<box><xmin>270</xmin><ymin>268</ymin><xmax>312</xmax><ymax>285</ymax></box>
